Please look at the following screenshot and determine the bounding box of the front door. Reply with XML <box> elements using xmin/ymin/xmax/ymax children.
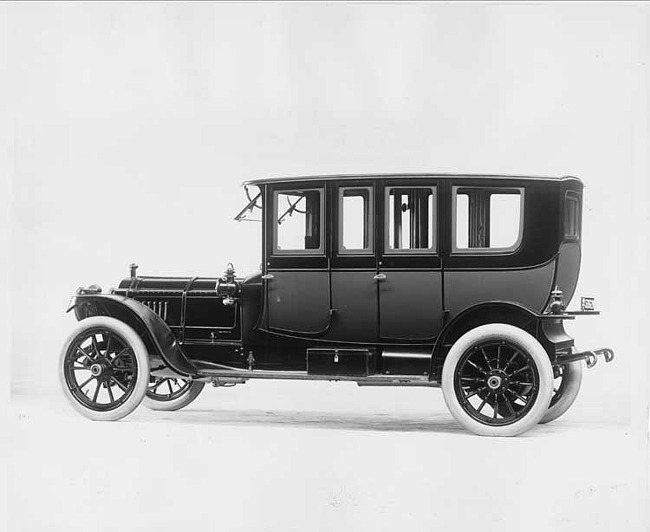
<box><xmin>264</xmin><ymin>184</ymin><xmax>331</xmax><ymax>334</ymax></box>
<box><xmin>377</xmin><ymin>181</ymin><xmax>444</xmax><ymax>342</ymax></box>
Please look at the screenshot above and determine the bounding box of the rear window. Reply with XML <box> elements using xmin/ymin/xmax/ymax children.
<box><xmin>564</xmin><ymin>191</ymin><xmax>581</xmax><ymax>240</ymax></box>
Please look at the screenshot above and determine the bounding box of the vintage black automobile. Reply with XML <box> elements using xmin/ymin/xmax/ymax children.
<box><xmin>60</xmin><ymin>173</ymin><xmax>614</xmax><ymax>436</ymax></box>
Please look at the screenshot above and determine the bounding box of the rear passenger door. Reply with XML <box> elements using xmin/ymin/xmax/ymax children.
<box><xmin>377</xmin><ymin>180</ymin><xmax>444</xmax><ymax>341</ymax></box>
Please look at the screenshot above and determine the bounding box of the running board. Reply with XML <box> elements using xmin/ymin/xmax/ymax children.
<box><xmin>196</xmin><ymin>368</ymin><xmax>439</xmax><ymax>387</ymax></box>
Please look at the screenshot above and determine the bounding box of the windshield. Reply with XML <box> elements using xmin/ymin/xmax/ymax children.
<box><xmin>234</xmin><ymin>186</ymin><xmax>262</xmax><ymax>222</ymax></box>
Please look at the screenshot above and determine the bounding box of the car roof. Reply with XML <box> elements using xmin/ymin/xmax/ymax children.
<box><xmin>242</xmin><ymin>173</ymin><xmax>582</xmax><ymax>186</ymax></box>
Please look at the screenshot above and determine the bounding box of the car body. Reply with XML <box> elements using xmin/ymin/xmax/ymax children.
<box><xmin>60</xmin><ymin>173</ymin><xmax>614</xmax><ymax>436</ymax></box>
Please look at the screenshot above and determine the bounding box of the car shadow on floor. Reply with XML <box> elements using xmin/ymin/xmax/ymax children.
<box><xmin>143</xmin><ymin>408</ymin><xmax>466</xmax><ymax>433</ymax></box>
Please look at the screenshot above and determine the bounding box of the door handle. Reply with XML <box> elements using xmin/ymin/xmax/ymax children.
<box><xmin>373</xmin><ymin>273</ymin><xmax>387</xmax><ymax>282</ymax></box>
<box><xmin>261</xmin><ymin>274</ymin><xmax>274</xmax><ymax>280</ymax></box>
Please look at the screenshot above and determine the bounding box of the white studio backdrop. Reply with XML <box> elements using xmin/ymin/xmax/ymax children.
<box><xmin>9</xmin><ymin>3</ymin><xmax>648</xmax><ymax>399</ymax></box>
<box><xmin>5</xmin><ymin>3</ymin><xmax>650</xmax><ymax>531</ymax></box>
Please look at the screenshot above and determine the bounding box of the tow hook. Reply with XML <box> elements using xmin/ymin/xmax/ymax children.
<box><xmin>556</xmin><ymin>347</ymin><xmax>615</xmax><ymax>368</ymax></box>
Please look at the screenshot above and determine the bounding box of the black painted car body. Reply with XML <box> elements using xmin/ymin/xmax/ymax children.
<box><xmin>64</xmin><ymin>173</ymin><xmax>614</xmax><ymax>435</ymax></box>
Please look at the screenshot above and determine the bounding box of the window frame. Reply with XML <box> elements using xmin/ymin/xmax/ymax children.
<box><xmin>451</xmin><ymin>185</ymin><xmax>525</xmax><ymax>255</ymax></box>
<box><xmin>272</xmin><ymin>187</ymin><xmax>325</xmax><ymax>256</ymax></box>
<box><xmin>383</xmin><ymin>185</ymin><xmax>437</xmax><ymax>255</ymax></box>
<box><xmin>563</xmin><ymin>190</ymin><xmax>581</xmax><ymax>241</ymax></box>
<box><xmin>337</xmin><ymin>186</ymin><xmax>374</xmax><ymax>255</ymax></box>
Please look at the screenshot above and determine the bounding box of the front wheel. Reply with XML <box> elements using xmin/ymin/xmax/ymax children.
<box><xmin>59</xmin><ymin>316</ymin><xmax>150</xmax><ymax>421</ymax></box>
<box><xmin>442</xmin><ymin>324</ymin><xmax>554</xmax><ymax>437</ymax></box>
<box><xmin>143</xmin><ymin>377</ymin><xmax>205</xmax><ymax>411</ymax></box>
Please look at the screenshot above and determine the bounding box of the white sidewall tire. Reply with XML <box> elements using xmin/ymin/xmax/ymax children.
<box><xmin>143</xmin><ymin>380</ymin><xmax>205</xmax><ymax>411</ymax></box>
<box><xmin>59</xmin><ymin>316</ymin><xmax>150</xmax><ymax>421</ymax></box>
<box><xmin>540</xmin><ymin>362</ymin><xmax>582</xmax><ymax>424</ymax></box>
<box><xmin>441</xmin><ymin>323</ymin><xmax>554</xmax><ymax>437</ymax></box>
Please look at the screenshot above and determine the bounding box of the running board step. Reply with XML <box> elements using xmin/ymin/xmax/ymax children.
<box><xmin>195</xmin><ymin>368</ymin><xmax>438</xmax><ymax>386</ymax></box>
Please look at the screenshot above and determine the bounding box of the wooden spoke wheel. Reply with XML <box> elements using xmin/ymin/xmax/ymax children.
<box><xmin>442</xmin><ymin>324</ymin><xmax>553</xmax><ymax>437</ymax></box>
<box><xmin>143</xmin><ymin>377</ymin><xmax>205</xmax><ymax>411</ymax></box>
<box><xmin>59</xmin><ymin>317</ymin><xmax>149</xmax><ymax>421</ymax></box>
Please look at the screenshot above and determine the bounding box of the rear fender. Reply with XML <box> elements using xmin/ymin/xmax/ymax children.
<box><xmin>430</xmin><ymin>302</ymin><xmax>542</xmax><ymax>380</ymax></box>
<box><xmin>71</xmin><ymin>294</ymin><xmax>197</xmax><ymax>377</ymax></box>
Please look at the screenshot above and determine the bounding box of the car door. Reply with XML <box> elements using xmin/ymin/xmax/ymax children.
<box><xmin>377</xmin><ymin>180</ymin><xmax>444</xmax><ymax>341</ymax></box>
<box><xmin>327</xmin><ymin>181</ymin><xmax>378</xmax><ymax>343</ymax></box>
<box><xmin>264</xmin><ymin>183</ymin><xmax>331</xmax><ymax>334</ymax></box>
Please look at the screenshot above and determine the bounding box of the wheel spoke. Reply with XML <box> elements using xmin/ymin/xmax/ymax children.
<box><xmin>167</xmin><ymin>380</ymin><xmax>174</xmax><ymax>395</ymax></box>
<box><xmin>78</xmin><ymin>375</ymin><xmax>95</xmax><ymax>389</ymax></box>
<box><xmin>464</xmin><ymin>386</ymin><xmax>487</xmax><ymax>400</ymax></box>
<box><xmin>110</xmin><ymin>376</ymin><xmax>128</xmax><ymax>392</ymax></box>
<box><xmin>496</xmin><ymin>344</ymin><xmax>502</xmax><ymax>369</ymax></box>
<box><xmin>480</xmin><ymin>348</ymin><xmax>494</xmax><ymax>371</ymax></box>
<box><xmin>107</xmin><ymin>382</ymin><xmax>115</xmax><ymax>403</ymax></box>
<box><xmin>492</xmin><ymin>394</ymin><xmax>498</xmax><ymax>419</ymax></box>
<box><xmin>92</xmin><ymin>381</ymin><xmax>101</xmax><ymax>403</ymax></box>
<box><xmin>503</xmin><ymin>396</ymin><xmax>516</xmax><ymax>417</ymax></box>
<box><xmin>511</xmin><ymin>381</ymin><xmax>534</xmax><ymax>386</ymax></box>
<box><xmin>149</xmin><ymin>378</ymin><xmax>167</xmax><ymax>392</ymax></box>
<box><xmin>509</xmin><ymin>365</ymin><xmax>530</xmax><ymax>377</ymax></box>
<box><xmin>73</xmin><ymin>366</ymin><xmax>90</xmax><ymax>371</ymax></box>
<box><xmin>91</xmin><ymin>334</ymin><xmax>101</xmax><ymax>358</ymax></box>
<box><xmin>76</xmin><ymin>346</ymin><xmax>94</xmax><ymax>362</ymax></box>
<box><xmin>477</xmin><ymin>397</ymin><xmax>488</xmax><ymax>413</ymax></box>
<box><xmin>103</xmin><ymin>333</ymin><xmax>112</xmax><ymax>356</ymax></box>
<box><xmin>503</xmin><ymin>350</ymin><xmax>520</xmax><ymax>372</ymax></box>
<box><xmin>512</xmin><ymin>391</ymin><xmax>528</xmax><ymax>404</ymax></box>
<box><xmin>111</xmin><ymin>348</ymin><xmax>131</xmax><ymax>362</ymax></box>
<box><xmin>467</xmin><ymin>360</ymin><xmax>487</xmax><ymax>375</ymax></box>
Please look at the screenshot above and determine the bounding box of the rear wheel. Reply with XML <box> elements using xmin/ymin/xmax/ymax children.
<box><xmin>539</xmin><ymin>362</ymin><xmax>582</xmax><ymax>424</ymax></box>
<box><xmin>442</xmin><ymin>324</ymin><xmax>554</xmax><ymax>437</ymax></box>
<box><xmin>59</xmin><ymin>316</ymin><xmax>149</xmax><ymax>421</ymax></box>
<box><xmin>143</xmin><ymin>377</ymin><xmax>205</xmax><ymax>411</ymax></box>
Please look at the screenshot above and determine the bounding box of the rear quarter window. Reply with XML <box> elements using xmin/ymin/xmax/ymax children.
<box><xmin>453</xmin><ymin>186</ymin><xmax>524</xmax><ymax>253</ymax></box>
<box><xmin>564</xmin><ymin>191</ymin><xmax>581</xmax><ymax>240</ymax></box>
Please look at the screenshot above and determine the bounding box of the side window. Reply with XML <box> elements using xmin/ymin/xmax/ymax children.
<box><xmin>564</xmin><ymin>191</ymin><xmax>581</xmax><ymax>240</ymax></box>
<box><xmin>274</xmin><ymin>189</ymin><xmax>323</xmax><ymax>253</ymax></box>
<box><xmin>339</xmin><ymin>187</ymin><xmax>373</xmax><ymax>254</ymax></box>
<box><xmin>454</xmin><ymin>187</ymin><xmax>523</xmax><ymax>252</ymax></box>
<box><xmin>385</xmin><ymin>187</ymin><xmax>436</xmax><ymax>252</ymax></box>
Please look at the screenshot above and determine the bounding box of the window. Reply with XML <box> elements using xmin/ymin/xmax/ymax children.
<box><xmin>454</xmin><ymin>187</ymin><xmax>523</xmax><ymax>251</ymax></box>
<box><xmin>339</xmin><ymin>187</ymin><xmax>373</xmax><ymax>253</ymax></box>
<box><xmin>385</xmin><ymin>187</ymin><xmax>436</xmax><ymax>252</ymax></box>
<box><xmin>274</xmin><ymin>189</ymin><xmax>323</xmax><ymax>253</ymax></box>
<box><xmin>564</xmin><ymin>191</ymin><xmax>581</xmax><ymax>239</ymax></box>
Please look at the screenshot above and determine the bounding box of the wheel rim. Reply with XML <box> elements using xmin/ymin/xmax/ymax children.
<box><xmin>146</xmin><ymin>378</ymin><xmax>192</xmax><ymax>401</ymax></box>
<box><xmin>454</xmin><ymin>340</ymin><xmax>541</xmax><ymax>427</ymax></box>
<box><xmin>63</xmin><ymin>327</ymin><xmax>138</xmax><ymax>412</ymax></box>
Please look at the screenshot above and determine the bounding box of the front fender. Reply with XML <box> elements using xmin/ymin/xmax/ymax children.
<box><xmin>72</xmin><ymin>294</ymin><xmax>197</xmax><ymax>377</ymax></box>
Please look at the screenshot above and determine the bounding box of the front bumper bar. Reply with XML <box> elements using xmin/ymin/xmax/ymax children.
<box><xmin>556</xmin><ymin>347</ymin><xmax>615</xmax><ymax>368</ymax></box>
